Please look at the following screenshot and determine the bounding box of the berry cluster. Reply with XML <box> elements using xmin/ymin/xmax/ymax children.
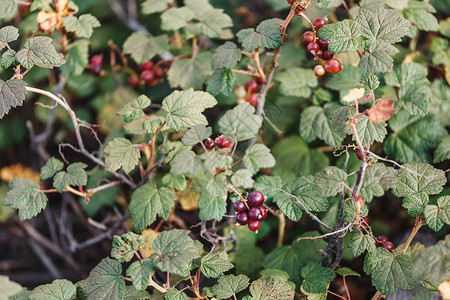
<box><xmin>377</xmin><ymin>235</ymin><xmax>394</xmax><ymax>252</ymax></box>
<box><xmin>204</xmin><ymin>134</ymin><xmax>232</xmax><ymax>150</ymax></box>
<box><xmin>234</xmin><ymin>78</ymin><xmax>263</xmax><ymax>106</ymax></box>
<box><xmin>87</xmin><ymin>54</ymin><xmax>104</xmax><ymax>76</ymax></box>
<box><xmin>128</xmin><ymin>60</ymin><xmax>166</xmax><ymax>87</ymax></box>
<box><xmin>302</xmin><ymin>17</ymin><xmax>343</xmax><ymax>77</ymax></box>
<box><xmin>233</xmin><ymin>191</ymin><xmax>267</xmax><ymax>233</ymax></box>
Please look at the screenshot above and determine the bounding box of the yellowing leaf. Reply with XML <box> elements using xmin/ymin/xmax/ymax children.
<box><xmin>439</xmin><ymin>279</ymin><xmax>450</xmax><ymax>300</ymax></box>
<box><xmin>0</xmin><ymin>164</ymin><xmax>41</xmax><ymax>183</ymax></box>
<box><xmin>36</xmin><ymin>11</ymin><xmax>59</xmax><ymax>34</ymax></box>
<box><xmin>367</xmin><ymin>98</ymin><xmax>395</xmax><ymax>124</ymax></box>
<box><xmin>177</xmin><ymin>181</ymin><xmax>199</xmax><ymax>211</ymax></box>
<box><xmin>139</xmin><ymin>229</ymin><xmax>160</xmax><ymax>258</ymax></box>
<box><xmin>342</xmin><ymin>88</ymin><xmax>365</xmax><ymax>103</ymax></box>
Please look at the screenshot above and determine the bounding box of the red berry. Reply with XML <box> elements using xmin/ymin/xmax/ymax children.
<box><xmin>215</xmin><ymin>135</ymin><xmax>227</xmax><ymax>148</ymax></box>
<box><xmin>356</xmin><ymin>149</ymin><xmax>364</xmax><ymax>160</ymax></box>
<box><xmin>233</xmin><ymin>201</ymin><xmax>247</xmax><ymax>213</ymax></box>
<box><xmin>314</xmin><ymin>65</ymin><xmax>325</xmax><ymax>77</ymax></box>
<box><xmin>316</xmin><ymin>49</ymin><xmax>323</xmax><ymax>58</ymax></box>
<box><xmin>89</xmin><ymin>64</ymin><xmax>102</xmax><ymax>75</ymax></box>
<box><xmin>255</xmin><ymin>77</ymin><xmax>264</xmax><ymax>85</ymax></box>
<box><xmin>235</xmin><ymin>85</ymin><xmax>247</xmax><ymax>98</ymax></box>
<box><xmin>204</xmin><ymin>138</ymin><xmax>215</xmax><ymax>149</ymax></box>
<box><xmin>222</xmin><ymin>141</ymin><xmax>232</xmax><ymax>148</ymax></box>
<box><xmin>258</xmin><ymin>207</ymin><xmax>267</xmax><ymax>220</ymax></box>
<box><xmin>149</xmin><ymin>79</ymin><xmax>159</xmax><ymax>86</ymax></box>
<box><xmin>236</xmin><ymin>212</ymin><xmax>249</xmax><ymax>225</ymax></box>
<box><xmin>287</xmin><ymin>0</ymin><xmax>294</xmax><ymax>5</ymax></box>
<box><xmin>140</xmin><ymin>61</ymin><xmax>154</xmax><ymax>70</ymax></box>
<box><xmin>307</xmin><ymin>42</ymin><xmax>320</xmax><ymax>54</ymax></box>
<box><xmin>322</xmin><ymin>50</ymin><xmax>334</xmax><ymax>60</ymax></box>
<box><xmin>324</xmin><ymin>58</ymin><xmax>342</xmax><ymax>74</ymax></box>
<box><xmin>153</xmin><ymin>67</ymin><xmax>164</xmax><ymax>78</ymax></box>
<box><xmin>302</xmin><ymin>31</ymin><xmax>315</xmax><ymax>44</ymax></box>
<box><xmin>318</xmin><ymin>38</ymin><xmax>329</xmax><ymax>50</ymax></box>
<box><xmin>249</xmin><ymin>207</ymin><xmax>263</xmax><ymax>221</ymax></box>
<box><xmin>248</xmin><ymin>220</ymin><xmax>260</xmax><ymax>232</ymax></box>
<box><xmin>378</xmin><ymin>236</ymin><xmax>388</xmax><ymax>245</ymax></box>
<box><xmin>90</xmin><ymin>54</ymin><xmax>103</xmax><ymax>66</ymax></box>
<box><xmin>128</xmin><ymin>75</ymin><xmax>139</xmax><ymax>87</ymax></box>
<box><xmin>247</xmin><ymin>191</ymin><xmax>265</xmax><ymax>207</ymax></box>
<box><xmin>140</xmin><ymin>69</ymin><xmax>155</xmax><ymax>83</ymax></box>
<box><xmin>247</xmin><ymin>94</ymin><xmax>258</xmax><ymax>106</ymax></box>
<box><xmin>382</xmin><ymin>241</ymin><xmax>394</xmax><ymax>252</ymax></box>
<box><xmin>362</xmin><ymin>216</ymin><xmax>369</xmax><ymax>226</ymax></box>
<box><xmin>245</xmin><ymin>79</ymin><xmax>259</xmax><ymax>93</ymax></box>
<box><xmin>314</xmin><ymin>17</ymin><xmax>327</xmax><ymax>29</ymax></box>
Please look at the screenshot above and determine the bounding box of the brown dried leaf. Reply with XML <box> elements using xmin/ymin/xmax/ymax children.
<box><xmin>367</xmin><ymin>98</ymin><xmax>395</xmax><ymax>124</ymax></box>
<box><xmin>36</xmin><ymin>10</ymin><xmax>59</xmax><ymax>34</ymax></box>
<box><xmin>139</xmin><ymin>228</ymin><xmax>159</xmax><ymax>258</ymax></box>
<box><xmin>439</xmin><ymin>279</ymin><xmax>450</xmax><ymax>300</ymax></box>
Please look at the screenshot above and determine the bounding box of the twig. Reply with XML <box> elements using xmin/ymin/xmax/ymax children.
<box><xmin>139</xmin><ymin>146</ymin><xmax>175</xmax><ymax>185</ymax></box>
<box><xmin>399</xmin><ymin>216</ymin><xmax>426</xmax><ymax>255</ymax></box>
<box><xmin>27</xmin><ymin>238</ymin><xmax>62</xmax><ymax>279</ymax></box>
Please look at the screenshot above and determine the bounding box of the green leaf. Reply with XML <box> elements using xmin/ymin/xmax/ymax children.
<box><xmin>163</xmin><ymin>289</ymin><xmax>187</xmax><ymax>300</ymax></box>
<box><xmin>231</xmin><ymin>169</ymin><xmax>254</xmax><ymax>189</ymax></box>
<box><xmin>349</xmin><ymin>233</ymin><xmax>376</xmax><ymax>257</ymax></box>
<box><xmin>344</xmin><ymin>200</ymin><xmax>369</xmax><ymax>223</ymax></box>
<box><xmin>29</xmin><ymin>279</ymin><xmax>75</xmax><ymax>300</ymax></box>
<box><xmin>123</xmin><ymin>286</ymin><xmax>150</xmax><ymax>300</ymax></box>
<box><xmin>237</xmin><ymin>18</ymin><xmax>283</xmax><ymax>52</ymax></box>
<box><xmin>206</xmin><ymin>68</ymin><xmax>236</xmax><ymax>96</ymax></box>
<box><xmin>440</xmin><ymin>17</ymin><xmax>450</xmax><ymax>38</ymax></box>
<box><xmin>0</xmin><ymin>79</ymin><xmax>26</xmax><ymax>119</ymax></box>
<box><xmin>0</xmin><ymin>26</ymin><xmax>18</xmax><ymax>50</ymax></box>
<box><xmin>393</xmin><ymin>162</ymin><xmax>446</xmax><ymax>198</ymax></box>
<box><xmin>434</xmin><ymin>135</ymin><xmax>450</xmax><ymax>163</ymax></box>
<box><xmin>276</xmin><ymin>68</ymin><xmax>318</xmax><ymax>98</ymax></box>
<box><xmin>402</xmin><ymin>1</ymin><xmax>439</xmax><ymax>32</ymax></box>
<box><xmin>129</xmin><ymin>183</ymin><xmax>176</xmax><ymax>232</ymax></box>
<box><xmin>141</xmin><ymin>0</ymin><xmax>171</xmax><ymax>14</ymax></box>
<box><xmin>200</xmin><ymin>251</ymin><xmax>234</xmax><ymax>278</ymax></box>
<box><xmin>300</xmin><ymin>104</ymin><xmax>344</xmax><ymax>148</ymax></box>
<box><xmin>0</xmin><ymin>276</ymin><xmax>24</xmax><ymax>299</ymax></box>
<box><xmin>60</xmin><ymin>39</ymin><xmax>89</xmax><ymax>77</ymax></box>
<box><xmin>359</xmin><ymin>40</ymin><xmax>398</xmax><ymax>76</ymax></box>
<box><xmin>353</xmin><ymin>114</ymin><xmax>387</xmax><ymax>147</ymax></box>
<box><xmin>331</xmin><ymin>105</ymin><xmax>355</xmax><ymax>136</ymax></box>
<box><xmin>0</xmin><ymin>49</ymin><xmax>17</xmax><ymax>69</ymax></box>
<box><xmin>142</xmin><ymin>118</ymin><xmax>162</xmax><ymax>135</ymax></box>
<box><xmin>77</xmin><ymin>258</ymin><xmax>125</xmax><ymax>300</ymax></box>
<box><xmin>181</xmin><ymin>125</ymin><xmax>212</xmax><ymax>146</ymax></box>
<box><xmin>117</xmin><ymin>95</ymin><xmax>151</xmax><ymax>123</ymax></box>
<box><xmin>3</xmin><ymin>178</ymin><xmax>48</xmax><ymax>221</ymax></box>
<box><xmin>243</xmin><ymin>144</ymin><xmax>276</xmax><ymax>174</ymax></box>
<box><xmin>254</xmin><ymin>175</ymin><xmax>283</xmax><ymax>202</ymax></box>
<box><xmin>162</xmin><ymin>174</ymin><xmax>187</xmax><ymax>191</ymax></box>
<box><xmin>53</xmin><ymin>162</ymin><xmax>87</xmax><ymax>193</ymax></box>
<box><xmin>0</xmin><ymin>0</ymin><xmax>18</xmax><ymax>20</ymax></box>
<box><xmin>356</xmin><ymin>8</ymin><xmax>410</xmax><ymax>42</ymax></box>
<box><xmin>187</xmin><ymin>8</ymin><xmax>232</xmax><ymax>38</ymax></box>
<box><xmin>363</xmin><ymin>248</ymin><xmax>415</xmax><ymax>295</ymax></box>
<box><xmin>111</xmin><ymin>232</ymin><xmax>145</xmax><ymax>263</ymax></box>
<box><xmin>123</xmin><ymin>33</ymin><xmax>168</xmax><ymax>64</ymax></box>
<box><xmin>218</xmin><ymin>102</ymin><xmax>263</xmax><ymax>141</ymax></box>
<box><xmin>161</xmin><ymin>7</ymin><xmax>194</xmax><ymax>31</ymax></box>
<box><xmin>212</xmin><ymin>42</ymin><xmax>242</xmax><ymax>69</ymax></box>
<box><xmin>335</xmin><ymin>267</ymin><xmax>361</xmax><ymax>277</ymax></box>
<box><xmin>273</xmin><ymin>187</ymin><xmax>303</xmax><ymax>222</ymax></box>
<box><xmin>210</xmin><ymin>274</ymin><xmax>249</xmax><ymax>299</ymax></box>
<box><xmin>198</xmin><ymin>192</ymin><xmax>227</xmax><ymax>221</ymax></box>
<box><xmin>325</xmin><ymin>66</ymin><xmax>361</xmax><ymax>91</ymax></box>
<box><xmin>16</xmin><ymin>37</ymin><xmax>64</xmax><ymax>69</ymax></box>
<box><xmin>126</xmin><ymin>259</ymin><xmax>155</xmax><ymax>291</ymax></box>
<box><xmin>162</xmin><ymin>88</ymin><xmax>216</xmax><ymax>131</ymax></box>
<box><xmin>63</xmin><ymin>14</ymin><xmax>100</xmax><ymax>39</ymax></box>
<box><xmin>249</xmin><ymin>276</ymin><xmax>295</xmax><ymax>300</ymax></box>
<box><xmin>301</xmin><ymin>262</ymin><xmax>336</xmax><ymax>294</ymax></box>
<box><xmin>313</xmin><ymin>167</ymin><xmax>348</xmax><ymax>197</ymax></box>
<box><xmin>170</xmin><ymin>150</ymin><xmax>200</xmax><ymax>176</ymax></box>
<box><xmin>403</xmin><ymin>193</ymin><xmax>429</xmax><ymax>217</ymax></box>
<box><xmin>361</xmin><ymin>163</ymin><xmax>398</xmax><ymax>202</ymax></box>
<box><xmin>318</xmin><ymin>20</ymin><xmax>360</xmax><ymax>53</ymax></box>
<box><xmin>151</xmin><ymin>229</ymin><xmax>203</xmax><ymax>276</ymax></box>
<box><xmin>424</xmin><ymin>196</ymin><xmax>450</xmax><ymax>231</ymax></box>
<box><xmin>167</xmin><ymin>52</ymin><xmax>212</xmax><ymax>90</ymax></box>
<box><xmin>104</xmin><ymin>137</ymin><xmax>140</xmax><ymax>174</ymax></box>
<box><xmin>40</xmin><ymin>157</ymin><xmax>64</xmax><ymax>180</ymax></box>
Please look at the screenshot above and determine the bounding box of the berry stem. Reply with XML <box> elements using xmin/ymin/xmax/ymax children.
<box><xmin>399</xmin><ymin>216</ymin><xmax>426</xmax><ymax>255</ymax></box>
<box><xmin>300</xmin><ymin>12</ymin><xmax>316</xmax><ymax>41</ymax></box>
<box><xmin>226</xmin><ymin>184</ymin><xmax>250</xmax><ymax>210</ymax></box>
<box><xmin>277</xmin><ymin>212</ymin><xmax>286</xmax><ymax>248</ymax></box>
<box><xmin>328</xmin><ymin>289</ymin><xmax>348</xmax><ymax>300</ymax></box>
<box><xmin>253</xmin><ymin>47</ymin><xmax>266</xmax><ymax>81</ymax></box>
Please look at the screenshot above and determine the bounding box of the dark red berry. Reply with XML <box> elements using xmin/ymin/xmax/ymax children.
<box><xmin>258</xmin><ymin>207</ymin><xmax>267</xmax><ymax>220</ymax></box>
<box><xmin>324</xmin><ymin>58</ymin><xmax>342</xmax><ymax>74</ymax></box>
<box><xmin>318</xmin><ymin>38</ymin><xmax>329</xmax><ymax>50</ymax></box>
<box><xmin>322</xmin><ymin>50</ymin><xmax>334</xmax><ymax>60</ymax></box>
<box><xmin>90</xmin><ymin>54</ymin><xmax>103</xmax><ymax>66</ymax></box>
<box><xmin>140</xmin><ymin>61</ymin><xmax>154</xmax><ymax>70</ymax></box>
<box><xmin>140</xmin><ymin>69</ymin><xmax>155</xmax><ymax>83</ymax></box>
<box><xmin>287</xmin><ymin>0</ymin><xmax>294</xmax><ymax>5</ymax></box>
<box><xmin>356</xmin><ymin>149</ymin><xmax>364</xmax><ymax>160</ymax></box>
<box><xmin>233</xmin><ymin>201</ymin><xmax>247</xmax><ymax>213</ymax></box>
<box><xmin>362</xmin><ymin>216</ymin><xmax>369</xmax><ymax>226</ymax></box>
<box><xmin>248</xmin><ymin>220</ymin><xmax>260</xmax><ymax>232</ymax></box>
<box><xmin>245</xmin><ymin>79</ymin><xmax>259</xmax><ymax>93</ymax></box>
<box><xmin>307</xmin><ymin>42</ymin><xmax>320</xmax><ymax>54</ymax></box>
<box><xmin>236</xmin><ymin>212</ymin><xmax>249</xmax><ymax>225</ymax></box>
<box><xmin>222</xmin><ymin>140</ymin><xmax>232</xmax><ymax>148</ymax></box>
<box><xmin>153</xmin><ymin>67</ymin><xmax>164</xmax><ymax>78</ymax></box>
<box><xmin>249</xmin><ymin>207</ymin><xmax>263</xmax><ymax>221</ymax></box>
<box><xmin>316</xmin><ymin>49</ymin><xmax>323</xmax><ymax>58</ymax></box>
<box><xmin>247</xmin><ymin>191</ymin><xmax>265</xmax><ymax>207</ymax></box>
<box><xmin>378</xmin><ymin>236</ymin><xmax>388</xmax><ymax>245</ymax></box>
<box><xmin>382</xmin><ymin>241</ymin><xmax>394</xmax><ymax>252</ymax></box>
<box><xmin>314</xmin><ymin>65</ymin><xmax>325</xmax><ymax>77</ymax></box>
<box><xmin>255</xmin><ymin>76</ymin><xmax>264</xmax><ymax>85</ymax></box>
<box><xmin>314</xmin><ymin>17</ymin><xmax>327</xmax><ymax>29</ymax></box>
<box><xmin>247</xmin><ymin>94</ymin><xmax>258</xmax><ymax>106</ymax></box>
<box><xmin>89</xmin><ymin>64</ymin><xmax>102</xmax><ymax>76</ymax></box>
<box><xmin>302</xmin><ymin>31</ymin><xmax>315</xmax><ymax>44</ymax></box>
<box><xmin>128</xmin><ymin>75</ymin><xmax>139</xmax><ymax>87</ymax></box>
<box><xmin>215</xmin><ymin>135</ymin><xmax>227</xmax><ymax>148</ymax></box>
<box><xmin>204</xmin><ymin>138</ymin><xmax>215</xmax><ymax>149</ymax></box>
